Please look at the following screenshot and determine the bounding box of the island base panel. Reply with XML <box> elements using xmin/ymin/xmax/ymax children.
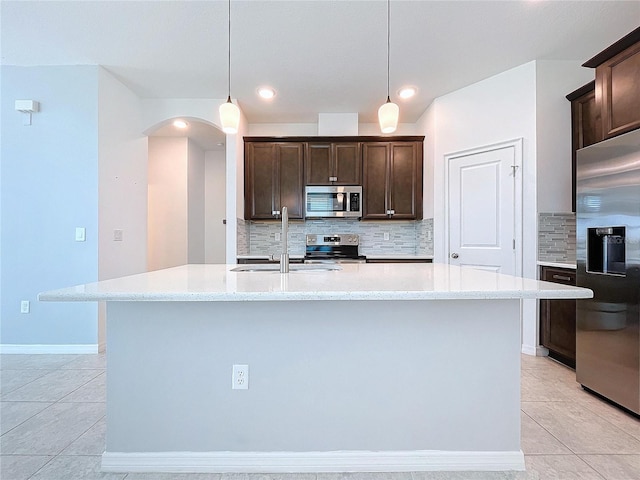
<box><xmin>104</xmin><ymin>299</ymin><xmax>523</xmax><ymax>472</ymax></box>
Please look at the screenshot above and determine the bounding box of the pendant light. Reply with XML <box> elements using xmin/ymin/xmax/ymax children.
<box><xmin>378</xmin><ymin>0</ymin><xmax>399</xmax><ymax>134</ymax></box>
<box><xmin>219</xmin><ymin>0</ymin><xmax>240</xmax><ymax>134</ymax></box>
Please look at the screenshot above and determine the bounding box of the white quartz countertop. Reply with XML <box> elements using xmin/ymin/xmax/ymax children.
<box><xmin>537</xmin><ymin>261</ymin><xmax>577</xmax><ymax>269</ymax></box>
<box><xmin>39</xmin><ymin>263</ymin><xmax>592</xmax><ymax>303</ymax></box>
<box><xmin>365</xmin><ymin>254</ymin><xmax>434</xmax><ymax>260</ymax></box>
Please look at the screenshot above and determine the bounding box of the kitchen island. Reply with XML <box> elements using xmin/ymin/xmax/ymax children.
<box><xmin>39</xmin><ymin>263</ymin><xmax>592</xmax><ymax>474</ymax></box>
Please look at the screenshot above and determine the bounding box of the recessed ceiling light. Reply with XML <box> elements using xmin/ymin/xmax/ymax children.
<box><xmin>257</xmin><ymin>87</ymin><xmax>276</xmax><ymax>99</ymax></box>
<box><xmin>173</xmin><ymin>120</ymin><xmax>188</xmax><ymax>129</ymax></box>
<box><xmin>398</xmin><ymin>86</ymin><xmax>417</xmax><ymax>99</ymax></box>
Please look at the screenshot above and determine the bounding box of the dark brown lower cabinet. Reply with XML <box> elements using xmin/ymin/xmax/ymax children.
<box><xmin>540</xmin><ymin>266</ymin><xmax>577</xmax><ymax>368</ymax></box>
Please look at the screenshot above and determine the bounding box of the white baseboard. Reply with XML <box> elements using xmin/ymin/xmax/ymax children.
<box><xmin>0</xmin><ymin>344</ymin><xmax>98</xmax><ymax>354</ymax></box>
<box><xmin>521</xmin><ymin>344</ymin><xmax>537</xmax><ymax>356</ymax></box>
<box><xmin>102</xmin><ymin>450</ymin><xmax>525</xmax><ymax>473</ymax></box>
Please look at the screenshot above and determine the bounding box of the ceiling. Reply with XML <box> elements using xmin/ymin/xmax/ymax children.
<box><xmin>2</xmin><ymin>0</ymin><xmax>639</xmax><ymax>131</ymax></box>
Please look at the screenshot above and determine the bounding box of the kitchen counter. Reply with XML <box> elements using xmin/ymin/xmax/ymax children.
<box><xmin>537</xmin><ymin>260</ymin><xmax>577</xmax><ymax>269</ymax></box>
<box><xmin>365</xmin><ymin>254</ymin><xmax>434</xmax><ymax>261</ymax></box>
<box><xmin>39</xmin><ymin>263</ymin><xmax>590</xmax><ymax>302</ymax></box>
<box><xmin>39</xmin><ymin>264</ymin><xmax>591</xmax><ymax>475</ymax></box>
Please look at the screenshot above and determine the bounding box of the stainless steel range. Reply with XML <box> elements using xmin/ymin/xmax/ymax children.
<box><xmin>303</xmin><ymin>234</ymin><xmax>366</xmax><ymax>263</ymax></box>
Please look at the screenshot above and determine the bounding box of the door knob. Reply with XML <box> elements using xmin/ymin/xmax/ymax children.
<box><xmin>451</xmin><ymin>253</ymin><xmax>459</xmax><ymax>259</ymax></box>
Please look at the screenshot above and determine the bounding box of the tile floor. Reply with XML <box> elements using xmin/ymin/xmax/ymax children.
<box><xmin>1</xmin><ymin>353</ymin><xmax>638</xmax><ymax>480</ymax></box>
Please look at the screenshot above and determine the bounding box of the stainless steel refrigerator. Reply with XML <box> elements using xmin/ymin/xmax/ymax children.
<box><xmin>576</xmin><ymin>127</ymin><xmax>640</xmax><ymax>415</ymax></box>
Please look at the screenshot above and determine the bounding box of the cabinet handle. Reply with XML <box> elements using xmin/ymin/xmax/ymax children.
<box><xmin>388</xmin><ymin>209</ymin><xmax>395</xmax><ymax>215</ymax></box>
<box><xmin>272</xmin><ymin>210</ymin><xmax>280</xmax><ymax>217</ymax></box>
<box><xmin>552</xmin><ymin>274</ymin><xmax>572</xmax><ymax>282</ymax></box>
<box><xmin>329</xmin><ymin>176</ymin><xmax>337</xmax><ymax>182</ymax></box>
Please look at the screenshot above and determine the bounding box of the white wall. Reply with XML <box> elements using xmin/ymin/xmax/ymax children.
<box><xmin>187</xmin><ymin>140</ymin><xmax>205</xmax><ymax>264</ymax></box>
<box><xmin>98</xmin><ymin>68</ymin><xmax>148</xmax><ymax>281</ymax></box>
<box><xmin>148</xmin><ymin>137</ymin><xmax>189</xmax><ymax>271</ymax></box>
<box><xmin>420</xmin><ymin>62</ymin><xmax>539</xmax><ymax>354</ymax></box>
<box><xmin>247</xmin><ymin>122</ymin><xmax>418</xmax><ymax>137</ymax></box>
<box><xmin>535</xmin><ymin>60</ymin><xmax>594</xmax><ymax>213</ymax></box>
<box><xmin>97</xmin><ymin>68</ymin><xmax>148</xmax><ymax>350</ymax></box>
<box><xmin>0</xmin><ymin>66</ymin><xmax>99</xmax><ymax>351</ymax></box>
<box><xmin>205</xmin><ymin>150</ymin><xmax>227</xmax><ymax>263</ymax></box>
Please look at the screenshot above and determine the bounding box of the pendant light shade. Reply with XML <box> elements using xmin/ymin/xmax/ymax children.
<box><xmin>378</xmin><ymin>0</ymin><xmax>398</xmax><ymax>134</ymax></box>
<box><xmin>378</xmin><ymin>96</ymin><xmax>399</xmax><ymax>134</ymax></box>
<box><xmin>219</xmin><ymin>0</ymin><xmax>240</xmax><ymax>134</ymax></box>
<box><xmin>219</xmin><ymin>96</ymin><xmax>240</xmax><ymax>134</ymax></box>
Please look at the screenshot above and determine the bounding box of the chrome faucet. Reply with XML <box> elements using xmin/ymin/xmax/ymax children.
<box><xmin>280</xmin><ymin>206</ymin><xmax>289</xmax><ymax>273</ymax></box>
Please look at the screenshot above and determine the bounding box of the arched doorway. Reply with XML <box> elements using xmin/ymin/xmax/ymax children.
<box><xmin>145</xmin><ymin>118</ymin><xmax>227</xmax><ymax>270</ymax></box>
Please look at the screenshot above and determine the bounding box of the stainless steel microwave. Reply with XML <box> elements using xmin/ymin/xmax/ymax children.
<box><xmin>305</xmin><ymin>185</ymin><xmax>362</xmax><ymax>218</ymax></box>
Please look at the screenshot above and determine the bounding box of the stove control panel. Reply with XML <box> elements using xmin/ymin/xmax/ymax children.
<box><xmin>306</xmin><ymin>234</ymin><xmax>359</xmax><ymax>246</ymax></box>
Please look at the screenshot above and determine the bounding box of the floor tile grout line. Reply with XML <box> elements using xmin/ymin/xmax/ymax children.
<box><xmin>0</xmin><ymin>401</ymin><xmax>57</xmax><ymax>438</ymax></box>
<box><xmin>572</xmin><ymin>454</ymin><xmax>610</xmax><ymax>480</ymax></box>
<box><xmin>0</xmin><ymin>369</ymin><xmax>54</xmax><ymax>396</ymax></box>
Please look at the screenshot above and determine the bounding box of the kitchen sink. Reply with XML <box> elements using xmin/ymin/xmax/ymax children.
<box><xmin>230</xmin><ymin>264</ymin><xmax>342</xmax><ymax>273</ymax></box>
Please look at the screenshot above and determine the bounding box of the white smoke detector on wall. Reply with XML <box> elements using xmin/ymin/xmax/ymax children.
<box><xmin>15</xmin><ymin>100</ymin><xmax>39</xmax><ymax>113</ymax></box>
<box><xmin>15</xmin><ymin>100</ymin><xmax>40</xmax><ymax>126</ymax></box>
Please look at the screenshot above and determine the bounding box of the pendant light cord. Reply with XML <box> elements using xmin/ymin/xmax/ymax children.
<box><xmin>227</xmin><ymin>0</ymin><xmax>231</xmax><ymax>102</ymax></box>
<box><xmin>386</xmin><ymin>0</ymin><xmax>390</xmax><ymax>102</ymax></box>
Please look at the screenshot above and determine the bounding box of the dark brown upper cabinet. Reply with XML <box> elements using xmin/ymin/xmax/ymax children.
<box><xmin>305</xmin><ymin>142</ymin><xmax>361</xmax><ymax>185</ymax></box>
<box><xmin>244</xmin><ymin>142</ymin><xmax>304</xmax><ymax>220</ymax></box>
<box><xmin>566</xmin><ymin>81</ymin><xmax>597</xmax><ymax>212</ymax></box>
<box><xmin>362</xmin><ymin>141</ymin><xmax>423</xmax><ymax>220</ymax></box>
<box><xmin>583</xmin><ymin>26</ymin><xmax>640</xmax><ymax>141</ymax></box>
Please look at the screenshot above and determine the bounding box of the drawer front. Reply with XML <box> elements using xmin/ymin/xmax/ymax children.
<box><xmin>541</xmin><ymin>267</ymin><xmax>576</xmax><ymax>286</ymax></box>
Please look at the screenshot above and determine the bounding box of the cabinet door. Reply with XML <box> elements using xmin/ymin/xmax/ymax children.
<box><xmin>305</xmin><ymin>143</ymin><xmax>332</xmax><ymax>185</ymax></box>
<box><xmin>245</xmin><ymin>143</ymin><xmax>276</xmax><ymax>220</ymax></box>
<box><xmin>569</xmin><ymin>84</ymin><xmax>597</xmax><ymax>212</ymax></box>
<box><xmin>597</xmin><ymin>41</ymin><xmax>640</xmax><ymax>140</ymax></box>
<box><xmin>333</xmin><ymin>143</ymin><xmax>361</xmax><ymax>185</ymax></box>
<box><xmin>362</xmin><ymin>143</ymin><xmax>389</xmax><ymax>219</ymax></box>
<box><xmin>389</xmin><ymin>142</ymin><xmax>422</xmax><ymax>220</ymax></box>
<box><xmin>540</xmin><ymin>267</ymin><xmax>577</xmax><ymax>367</ymax></box>
<box><xmin>277</xmin><ymin>143</ymin><xmax>305</xmax><ymax>219</ymax></box>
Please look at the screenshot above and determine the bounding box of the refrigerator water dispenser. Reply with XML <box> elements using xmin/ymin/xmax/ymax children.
<box><xmin>587</xmin><ymin>226</ymin><xmax>626</xmax><ymax>276</ymax></box>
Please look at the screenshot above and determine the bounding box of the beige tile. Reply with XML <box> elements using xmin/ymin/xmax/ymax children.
<box><xmin>525</xmin><ymin>455</ymin><xmax>604</xmax><ymax>479</ymax></box>
<box><xmin>60</xmin><ymin>354</ymin><xmax>106</xmax><ymax>370</ymax></box>
<box><xmin>127</xmin><ymin>474</ymin><xmax>221</xmax><ymax>480</ymax></box>
<box><xmin>317</xmin><ymin>475</ymin><xmax>410</xmax><ymax>480</ymax></box>
<box><xmin>0</xmin><ymin>402</ymin><xmax>105</xmax><ymax>455</ymax></box>
<box><xmin>411</xmin><ymin>472</ymin><xmax>534</xmax><ymax>479</ymax></box>
<box><xmin>0</xmin><ymin>401</ymin><xmax>53</xmax><ymax>435</ymax></box>
<box><xmin>61</xmin><ymin>418</ymin><xmax>106</xmax><ymax>455</ymax></box>
<box><xmin>522</xmin><ymin>401</ymin><xmax>640</xmax><ymax>454</ymax></box>
<box><xmin>580</xmin><ymin>454</ymin><xmax>640</xmax><ymax>480</ymax></box>
<box><xmin>520</xmin><ymin>411</ymin><xmax>571</xmax><ymax>454</ymax></box>
<box><xmin>29</xmin><ymin>454</ymin><xmax>126</xmax><ymax>480</ymax></box>
<box><xmin>1</xmin><ymin>369</ymin><xmax>103</xmax><ymax>402</ymax></box>
<box><xmin>0</xmin><ymin>355</ymin><xmax>79</xmax><ymax>370</ymax></box>
<box><xmin>576</xmin><ymin>392</ymin><xmax>640</xmax><ymax>442</ymax></box>
<box><xmin>0</xmin><ymin>455</ymin><xmax>53</xmax><ymax>480</ymax></box>
<box><xmin>60</xmin><ymin>372</ymin><xmax>106</xmax><ymax>403</ymax></box>
<box><xmin>0</xmin><ymin>369</ymin><xmax>53</xmax><ymax>395</ymax></box>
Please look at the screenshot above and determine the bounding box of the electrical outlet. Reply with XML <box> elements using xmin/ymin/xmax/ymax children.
<box><xmin>383</xmin><ymin>232</ymin><xmax>390</xmax><ymax>241</ymax></box>
<box><xmin>113</xmin><ymin>229</ymin><xmax>123</xmax><ymax>242</ymax></box>
<box><xmin>232</xmin><ymin>364</ymin><xmax>249</xmax><ymax>390</ymax></box>
<box><xmin>426</xmin><ymin>230</ymin><xmax>432</xmax><ymax>242</ymax></box>
<box><xmin>20</xmin><ymin>300</ymin><xmax>30</xmax><ymax>314</ymax></box>
<box><xmin>275</xmin><ymin>232</ymin><xmax>281</xmax><ymax>241</ymax></box>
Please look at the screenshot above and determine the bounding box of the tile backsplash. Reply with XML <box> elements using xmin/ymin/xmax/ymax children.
<box><xmin>241</xmin><ymin>218</ymin><xmax>434</xmax><ymax>258</ymax></box>
<box><xmin>538</xmin><ymin>213</ymin><xmax>576</xmax><ymax>264</ymax></box>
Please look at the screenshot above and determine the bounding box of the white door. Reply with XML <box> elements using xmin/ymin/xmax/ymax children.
<box><xmin>447</xmin><ymin>141</ymin><xmax>521</xmax><ymax>275</ymax></box>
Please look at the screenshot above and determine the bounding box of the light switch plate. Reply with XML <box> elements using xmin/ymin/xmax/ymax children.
<box><xmin>75</xmin><ymin>227</ymin><xmax>86</xmax><ymax>242</ymax></box>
